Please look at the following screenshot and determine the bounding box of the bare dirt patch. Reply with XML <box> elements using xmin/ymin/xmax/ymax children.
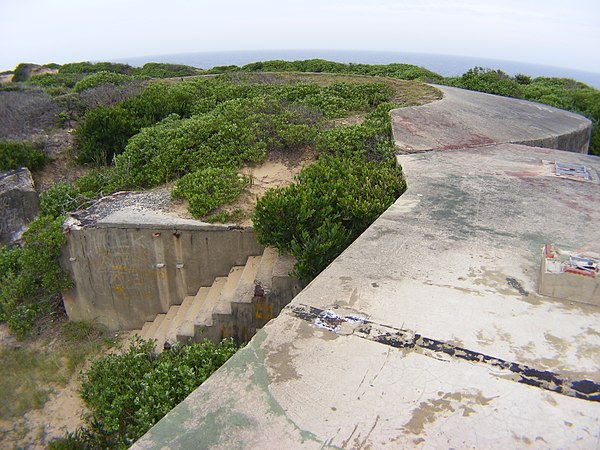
<box><xmin>213</xmin><ymin>147</ymin><xmax>316</xmax><ymax>226</ymax></box>
<box><xmin>32</xmin><ymin>129</ymin><xmax>90</xmax><ymax>193</ymax></box>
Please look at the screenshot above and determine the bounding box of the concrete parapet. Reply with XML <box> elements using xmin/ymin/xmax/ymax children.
<box><xmin>62</xmin><ymin>203</ymin><xmax>263</xmax><ymax>330</ymax></box>
<box><xmin>392</xmin><ymin>85</ymin><xmax>592</xmax><ymax>154</ymax></box>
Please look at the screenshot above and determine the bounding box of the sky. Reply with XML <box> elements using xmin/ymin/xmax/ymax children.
<box><xmin>1</xmin><ymin>0</ymin><xmax>599</xmax><ymax>74</ymax></box>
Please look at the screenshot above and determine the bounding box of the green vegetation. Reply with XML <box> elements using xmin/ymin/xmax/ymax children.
<box><xmin>208</xmin><ymin>58</ymin><xmax>444</xmax><ymax>82</ymax></box>
<box><xmin>50</xmin><ymin>338</ymin><xmax>239</xmax><ymax>449</ymax></box>
<box><xmin>12</xmin><ymin>63</ymin><xmax>38</xmax><ymax>82</ymax></box>
<box><xmin>253</xmin><ymin>104</ymin><xmax>405</xmax><ymax>280</ymax></box>
<box><xmin>58</xmin><ymin>61</ymin><xmax>135</xmax><ymax>75</ymax></box>
<box><xmin>0</xmin><ymin>140</ymin><xmax>49</xmax><ymax>171</ymax></box>
<box><xmin>138</xmin><ymin>62</ymin><xmax>198</xmax><ymax>78</ymax></box>
<box><xmin>172</xmin><ymin>167</ymin><xmax>249</xmax><ymax>218</ymax></box>
<box><xmin>0</xmin><ymin>215</ymin><xmax>71</xmax><ymax>338</ymax></box>
<box><xmin>73</xmin><ymin>72</ymin><xmax>132</xmax><ymax>92</ymax></box>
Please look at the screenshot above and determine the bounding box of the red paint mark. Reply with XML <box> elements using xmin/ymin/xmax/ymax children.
<box><xmin>438</xmin><ymin>133</ymin><xmax>496</xmax><ymax>151</ymax></box>
<box><xmin>505</xmin><ymin>171</ymin><xmax>540</xmax><ymax>178</ymax></box>
<box><xmin>564</xmin><ymin>267</ymin><xmax>596</xmax><ymax>278</ymax></box>
<box><xmin>394</xmin><ymin>116</ymin><xmax>423</xmax><ymax>136</ymax></box>
<box><xmin>545</xmin><ymin>244</ymin><xmax>555</xmax><ymax>259</ymax></box>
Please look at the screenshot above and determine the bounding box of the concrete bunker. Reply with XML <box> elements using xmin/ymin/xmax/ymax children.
<box><xmin>61</xmin><ymin>190</ymin><xmax>302</xmax><ymax>344</ymax></box>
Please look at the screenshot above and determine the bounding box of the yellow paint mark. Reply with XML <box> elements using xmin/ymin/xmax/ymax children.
<box><xmin>255</xmin><ymin>299</ymin><xmax>273</xmax><ymax>320</ymax></box>
<box><xmin>221</xmin><ymin>325</ymin><xmax>235</xmax><ymax>339</ymax></box>
<box><xmin>114</xmin><ymin>285</ymin><xmax>125</xmax><ymax>294</ymax></box>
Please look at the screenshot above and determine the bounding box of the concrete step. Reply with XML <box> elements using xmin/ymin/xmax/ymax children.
<box><xmin>141</xmin><ymin>314</ymin><xmax>165</xmax><ymax>342</ymax></box>
<box><xmin>254</xmin><ymin>247</ymin><xmax>279</xmax><ymax>293</ymax></box>
<box><xmin>152</xmin><ymin>305</ymin><xmax>180</xmax><ymax>351</ymax></box>
<box><xmin>176</xmin><ymin>287</ymin><xmax>210</xmax><ymax>342</ymax></box>
<box><xmin>165</xmin><ymin>295</ymin><xmax>195</xmax><ymax>345</ymax></box>
<box><xmin>137</xmin><ymin>321</ymin><xmax>153</xmax><ymax>340</ymax></box>
<box><xmin>194</xmin><ymin>277</ymin><xmax>227</xmax><ymax>327</ymax></box>
<box><xmin>232</xmin><ymin>255</ymin><xmax>262</xmax><ymax>304</ymax></box>
<box><xmin>213</xmin><ymin>266</ymin><xmax>245</xmax><ymax>316</ymax></box>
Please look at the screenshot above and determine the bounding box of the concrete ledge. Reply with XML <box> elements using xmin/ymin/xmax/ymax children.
<box><xmin>392</xmin><ymin>85</ymin><xmax>592</xmax><ymax>153</ymax></box>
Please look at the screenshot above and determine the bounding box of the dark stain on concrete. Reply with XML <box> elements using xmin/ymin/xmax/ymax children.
<box><xmin>289</xmin><ymin>303</ymin><xmax>600</xmax><ymax>403</ymax></box>
<box><xmin>506</xmin><ymin>277</ymin><xmax>529</xmax><ymax>296</ymax></box>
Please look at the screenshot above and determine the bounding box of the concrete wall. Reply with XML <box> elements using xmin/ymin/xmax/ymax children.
<box><xmin>62</xmin><ymin>223</ymin><xmax>263</xmax><ymax>330</ymax></box>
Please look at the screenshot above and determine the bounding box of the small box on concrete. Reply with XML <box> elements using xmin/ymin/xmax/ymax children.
<box><xmin>539</xmin><ymin>244</ymin><xmax>599</xmax><ymax>307</ymax></box>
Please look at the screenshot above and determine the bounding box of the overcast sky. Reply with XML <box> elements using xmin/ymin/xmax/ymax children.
<box><xmin>1</xmin><ymin>0</ymin><xmax>599</xmax><ymax>73</ymax></box>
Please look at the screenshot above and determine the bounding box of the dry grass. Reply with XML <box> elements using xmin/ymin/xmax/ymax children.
<box><xmin>0</xmin><ymin>321</ymin><xmax>114</xmax><ymax>431</ymax></box>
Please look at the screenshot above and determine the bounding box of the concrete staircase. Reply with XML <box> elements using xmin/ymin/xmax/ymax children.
<box><xmin>132</xmin><ymin>247</ymin><xmax>303</xmax><ymax>350</ymax></box>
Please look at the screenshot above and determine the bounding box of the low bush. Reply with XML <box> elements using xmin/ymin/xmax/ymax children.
<box><xmin>73</xmin><ymin>71</ymin><xmax>132</xmax><ymax>92</ymax></box>
<box><xmin>253</xmin><ymin>155</ymin><xmax>406</xmax><ymax>280</ymax></box>
<box><xmin>58</xmin><ymin>61</ymin><xmax>135</xmax><ymax>75</ymax></box>
<box><xmin>0</xmin><ymin>140</ymin><xmax>49</xmax><ymax>171</ymax></box>
<box><xmin>138</xmin><ymin>62</ymin><xmax>198</xmax><ymax>78</ymax></box>
<box><xmin>445</xmin><ymin>67</ymin><xmax>523</xmax><ymax>98</ymax></box>
<box><xmin>53</xmin><ymin>338</ymin><xmax>239</xmax><ymax>449</ymax></box>
<box><xmin>27</xmin><ymin>73</ymin><xmax>80</xmax><ymax>89</ymax></box>
<box><xmin>172</xmin><ymin>167</ymin><xmax>248</xmax><ymax>218</ymax></box>
<box><xmin>0</xmin><ymin>215</ymin><xmax>71</xmax><ymax>338</ymax></box>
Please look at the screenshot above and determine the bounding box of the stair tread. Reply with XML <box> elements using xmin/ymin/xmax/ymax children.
<box><xmin>232</xmin><ymin>255</ymin><xmax>262</xmax><ymax>304</ymax></box>
<box><xmin>194</xmin><ymin>277</ymin><xmax>228</xmax><ymax>326</ymax></box>
<box><xmin>153</xmin><ymin>306</ymin><xmax>180</xmax><ymax>349</ymax></box>
<box><xmin>165</xmin><ymin>296</ymin><xmax>195</xmax><ymax>344</ymax></box>
<box><xmin>213</xmin><ymin>266</ymin><xmax>245</xmax><ymax>315</ymax></box>
<box><xmin>254</xmin><ymin>247</ymin><xmax>279</xmax><ymax>291</ymax></box>
<box><xmin>141</xmin><ymin>314</ymin><xmax>165</xmax><ymax>342</ymax></box>
<box><xmin>176</xmin><ymin>287</ymin><xmax>210</xmax><ymax>339</ymax></box>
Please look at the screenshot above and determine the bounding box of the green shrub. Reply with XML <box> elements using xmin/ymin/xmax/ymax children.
<box><xmin>0</xmin><ymin>140</ymin><xmax>49</xmax><ymax>171</ymax></box>
<box><xmin>73</xmin><ymin>71</ymin><xmax>131</xmax><ymax>92</ymax></box>
<box><xmin>253</xmin><ymin>156</ymin><xmax>406</xmax><ymax>280</ymax></box>
<box><xmin>39</xmin><ymin>182</ymin><xmax>94</xmax><ymax>217</ymax></box>
<box><xmin>12</xmin><ymin>63</ymin><xmax>38</xmax><ymax>82</ymax></box>
<box><xmin>0</xmin><ymin>215</ymin><xmax>71</xmax><ymax>338</ymax></box>
<box><xmin>446</xmin><ymin>67</ymin><xmax>523</xmax><ymax>98</ymax></box>
<box><xmin>172</xmin><ymin>167</ymin><xmax>248</xmax><ymax>218</ymax></box>
<box><xmin>74</xmin><ymin>106</ymin><xmax>136</xmax><ymax>165</ymax></box>
<box><xmin>59</xmin><ymin>62</ymin><xmax>134</xmax><ymax>75</ymax></box>
<box><xmin>317</xmin><ymin>102</ymin><xmax>396</xmax><ymax>161</ymax></box>
<box><xmin>27</xmin><ymin>73</ymin><xmax>80</xmax><ymax>89</ymax></box>
<box><xmin>138</xmin><ymin>62</ymin><xmax>198</xmax><ymax>78</ymax></box>
<box><xmin>72</xmin><ymin>337</ymin><xmax>239</xmax><ymax>449</ymax></box>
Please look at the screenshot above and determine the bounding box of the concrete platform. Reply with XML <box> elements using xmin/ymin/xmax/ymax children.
<box><xmin>133</xmin><ymin>88</ymin><xmax>600</xmax><ymax>449</ymax></box>
<box><xmin>392</xmin><ymin>85</ymin><xmax>592</xmax><ymax>153</ymax></box>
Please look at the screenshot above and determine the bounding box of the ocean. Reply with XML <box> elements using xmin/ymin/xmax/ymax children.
<box><xmin>117</xmin><ymin>49</ymin><xmax>600</xmax><ymax>89</ymax></box>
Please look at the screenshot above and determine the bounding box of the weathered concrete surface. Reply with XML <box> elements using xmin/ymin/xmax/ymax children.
<box><xmin>133</xmin><ymin>90</ymin><xmax>600</xmax><ymax>449</ymax></box>
<box><xmin>0</xmin><ymin>168</ymin><xmax>39</xmax><ymax>243</ymax></box>
<box><xmin>392</xmin><ymin>85</ymin><xmax>592</xmax><ymax>153</ymax></box>
<box><xmin>63</xmin><ymin>200</ymin><xmax>263</xmax><ymax>330</ymax></box>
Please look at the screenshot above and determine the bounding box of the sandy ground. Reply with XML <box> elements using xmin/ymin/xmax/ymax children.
<box><xmin>0</xmin><ymin>375</ymin><xmax>87</xmax><ymax>449</ymax></box>
<box><xmin>0</xmin><ymin>323</ymin><xmax>86</xmax><ymax>449</ymax></box>
<box><xmin>213</xmin><ymin>147</ymin><xmax>316</xmax><ymax>226</ymax></box>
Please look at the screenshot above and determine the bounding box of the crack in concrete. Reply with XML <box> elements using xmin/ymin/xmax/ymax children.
<box><xmin>289</xmin><ymin>303</ymin><xmax>600</xmax><ymax>403</ymax></box>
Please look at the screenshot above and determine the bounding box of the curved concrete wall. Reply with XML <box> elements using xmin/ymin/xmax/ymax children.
<box><xmin>392</xmin><ymin>85</ymin><xmax>592</xmax><ymax>154</ymax></box>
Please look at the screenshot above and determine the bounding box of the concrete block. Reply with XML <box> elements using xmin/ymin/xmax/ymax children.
<box><xmin>0</xmin><ymin>168</ymin><xmax>39</xmax><ymax>244</ymax></box>
<box><xmin>539</xmin><ymin>244</ymin><xmax>599</xmax><ymax>306</ymax></box>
